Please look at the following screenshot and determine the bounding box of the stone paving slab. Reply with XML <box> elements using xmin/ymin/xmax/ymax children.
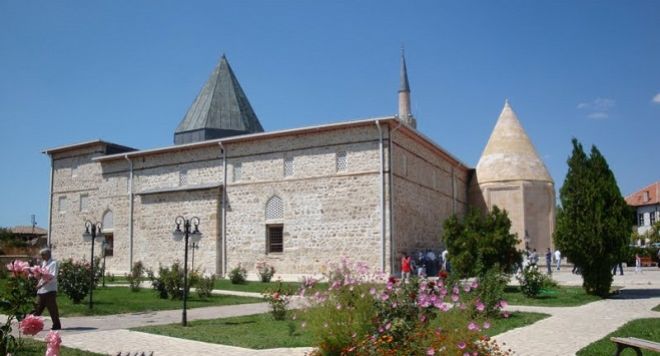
<box><xmin>497</xmin><ymin>287</ymin><xmax>660</xmax><ymax>355</ymax></box>
<box><xmin>62</xmin><ymin>329</ymin><xmax>313</xmax><ymax>356</ymax></box>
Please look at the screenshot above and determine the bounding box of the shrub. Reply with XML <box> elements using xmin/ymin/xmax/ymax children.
<box><xmin>126</xmin><ymin>261</ymin><xmax>144</xmax><ymax>292</ymax></box>
<box><xmin>299</xmin><ymin>258</ymin><xmax>511</xmax><ymax>355</ymax></box>
<box><xmin>263</xmin><ymin>281</ymin><xmax>290</xmax><ymax>320</ymax></box>
<box><xmin>58</xmin><ymin>259</ymin><xmax>98</xmax><ymax>304</ymax></box>
<box><xmin>147</xmin><ymin>268</ymin><xmax>168</xmax><ymax>299</ymax></box>
<box><xmin>1</xmin><ymin>260</ymin><xmax>45</xmax><ymax>355</ymax></box>
<box><xmin>229</xmin><ymin>264</ymin><xmax>247</xmax><ymax>284</ymax></box>
<box><xmin>517</xmin><ymin>264</ymin><xmax>544</xmax><ymax>298</ymax></box>
<box><xmin>196</xmin><ymin>274</ymin><xmax>216</xmax><ymax>299</ymax></box>
<box><xmin>256</xmin><ymin>261</ymin><xmax>276</xmax><ymax>283</ymax></box>
<box><xmin>106</xmin><ymin>272</ymin><xmax>115</xmax><ymax>283</ymax></box>
<box><xmin>443</xmin><ymin>207</ymin><xmax>522</xmax><ymax>277</ymax></box>
<box><xmin>472</xmin><ymin>267</ymin><xmax>508</xmax><ymax>317</ymax></box>
<box><xmin>146</xmin><ymin>262</ymin><xmax>196</xmax><ymax>300</ymax></box>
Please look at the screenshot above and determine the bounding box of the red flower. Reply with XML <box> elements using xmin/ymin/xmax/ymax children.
<box><xmin>19</xmin><ymin>314</ymin><xmax>44</xmax><ymax>336</ymax></box>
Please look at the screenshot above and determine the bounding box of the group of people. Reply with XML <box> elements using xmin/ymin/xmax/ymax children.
<box><xmin>523</xmin><ymin>248</ymin><xmax>562</xmax><ymax>274</ymax></box>
<box><xmin>400</xmin><ymin>249</ymin><xmax>449</xmax><ymax>281</ymax></box>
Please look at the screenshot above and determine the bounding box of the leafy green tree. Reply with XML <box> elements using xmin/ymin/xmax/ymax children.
<box><xmin>442</xmin><ymin>207</ymin><xmax>521</xmax><ymax>277</ymax></box>
<box><xmin>554</xmin><ymin>139</ymin><xmax>630</xmax><ymax>297</ymax></box>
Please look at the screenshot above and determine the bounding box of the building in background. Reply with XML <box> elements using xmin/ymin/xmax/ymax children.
<box><xmin>626</xmin><ymin>181</ymin><xmax>660</xmax><ymax>244</ymax></box>
<box><xmin>44</xmin><ymin>53</ymin><xmax>552</xmax><ymax>278</ymax></box>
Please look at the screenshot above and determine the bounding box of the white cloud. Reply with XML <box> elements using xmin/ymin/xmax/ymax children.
<box><xmin>652</xmin><ymin>93</ymin><xmax>660</xmax><ymax>104</ymax></box>
<box><xmin>577</xmin><ymin>98</ymin><xmax>615</xmax><ymax>119</ymax></box>
<box><xmin>587</xmin><ymin>112</ymin><xmax>608</xmax><ymax>119</ymax></box>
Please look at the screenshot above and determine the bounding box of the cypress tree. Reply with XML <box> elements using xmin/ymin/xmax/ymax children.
<box><xmin>554</xmin><ymin>139</ymin><xmax>630</xmax><ymax>297</ymax></box>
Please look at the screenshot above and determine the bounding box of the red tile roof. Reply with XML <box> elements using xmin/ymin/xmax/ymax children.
<box><xmin>625</xmin><ymin>181</ymin><xmax>660</xmax><ymax>207</ymax></box>
<box><xmin>10</xmin><ymin>226</ymin><xmax>47</xmax><ymax>236</ymax></box>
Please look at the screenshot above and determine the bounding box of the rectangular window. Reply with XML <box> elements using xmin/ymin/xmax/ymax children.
<box><xmin>103</xmin><ymin>234</ymin><xmax>114</xmax><ymax>257</ymax></box>
<box><xmin>638</xmin><ymin>213</ymin><xmax>645</xmax><ymax>226</ymax></box>
<box><xmin>267</xmin><ymin>225</ymin><xmax>283</xmax><ymax>253</ymax></box>
<box><xmin>651</xmin><ymin>212</ymin><xmax>656</xmax><ymax>225</ymax></box>
<box><xmin>233</xmin><ymin>162</ymin><xmax>242</xmax><ymax>182</ymax></box>
<box><xmin>79</xmin><ymin>194</ymin><xmax>89</xmax><ymax>212</ymax></box>
<box><xmin>336</xmin><ymin>151</ymin><xmax>347</xmax><ymax>172</ymax></box>
<box><xmin>284</xmin><ymin>156</ymin><xmax>294</xmax><ymax>177</ymax></box>
<box><xmin>58</xmin><ymin>196</ymin><xmax>67</xmax><ymax>214</ymax></box>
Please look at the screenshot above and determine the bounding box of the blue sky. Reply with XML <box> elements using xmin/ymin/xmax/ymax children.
<box><xmin>0</xmin><ymin>1</ymin><xmax>658</xmax><ymax>228</ymax></box>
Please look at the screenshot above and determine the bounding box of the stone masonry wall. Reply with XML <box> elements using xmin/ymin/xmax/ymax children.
<box><xmin>390</xmin><ymin>129</ymin><xmax>469</xmax><ymax>273</ymax></box>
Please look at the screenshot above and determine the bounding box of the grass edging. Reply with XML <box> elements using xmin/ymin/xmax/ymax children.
<box><xmin>576</xmin><ymin>318</ymin><xmax>660</xmax><ymax>355</ymax></box>
<box><xmin>132</xmin><ymin>311</ymin><xmax>550</xmax><ymax>350</ymax></box>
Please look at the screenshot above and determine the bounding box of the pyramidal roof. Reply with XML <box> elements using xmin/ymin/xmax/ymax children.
<box><xmin>174</xmin><ymin>55</ymin><xmax>264</xmax><ymax>144</ymax></box>
<box><xmin>476</xmin><ymin>100</ymin><xmax>552</xmax><ymax>184</ymax></box>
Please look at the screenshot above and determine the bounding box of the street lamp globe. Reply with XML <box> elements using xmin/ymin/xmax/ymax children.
<box><xmin>172</xmin><ymin>226</ymin><xmax>184</xmax><ymax>242</ymax></box>
<box><xmin>82</xmin><ymin>227</ymin><xmax>92</xmax><ymax>242</ymax></box>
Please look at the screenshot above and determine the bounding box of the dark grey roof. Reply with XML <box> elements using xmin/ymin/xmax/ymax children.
<box><xmin>399</xmin><ymin>50</ymin><xmax>410</xmax><ymax>93</ymax></box>
<box><xmin>174</xmin><ymin>55</ymin><xmax>264</xmax><ymax>144</ymax></box>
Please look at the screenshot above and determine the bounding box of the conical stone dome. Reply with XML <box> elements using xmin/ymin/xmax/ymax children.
<box><xmin>476</xmin><ymin>101</ymin><xmax>552</xmax><ymax>184</ymax></box>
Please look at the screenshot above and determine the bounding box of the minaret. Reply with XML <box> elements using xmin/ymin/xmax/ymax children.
<box><xmin>398</xmin><ymin>49</ymin><xmax>416</xmax><ymax>128</ymax></box>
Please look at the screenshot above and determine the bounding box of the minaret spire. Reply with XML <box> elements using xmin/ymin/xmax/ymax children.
<box><xmin>398</xmin><ymin>46</ymin><xmax>416</xmax><ymax>128</ymax></box>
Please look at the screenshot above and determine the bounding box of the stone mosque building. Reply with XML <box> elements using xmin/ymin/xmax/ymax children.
<box><xmin>44</xmin><ymin>54</ymin><xmax>555</xmax><ymax>277</ymax></box>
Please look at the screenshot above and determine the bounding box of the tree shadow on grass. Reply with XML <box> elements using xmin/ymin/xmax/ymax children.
<box><xmin>222</xmin><ymin>320</ymin><xmax>257</xmax><ymax>326</ymax></box>
<box><xmin>609</xmin><ymin>288</ymin><xmax>660</xmax><ymax>300</ymax></box>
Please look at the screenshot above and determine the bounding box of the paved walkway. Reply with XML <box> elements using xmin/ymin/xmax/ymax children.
<box><xmin>13</xmin><ymin>268</ymin><xmax>660</xmax><ymax>355</ymax></box>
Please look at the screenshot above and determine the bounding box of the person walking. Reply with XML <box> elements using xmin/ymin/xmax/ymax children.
<box><xmin>529</xmin><ymin>249</ymin><xmax>539</xmax><ymax>266</ymax></box>
<box><xmin>612</xmin><ymin>261</ymin><xmax>624</xmax><ymax>276</ymax></box>
<box><xmin>400</xmin><ymin>252</ymin><xmax>412</xmax><ymax>282</ymax></box>
<box><xmin>554</xmin><ymin>249</ymin><xmax>561</xmax><ymax>271</ymax></box>
<box><xmin>635</xmin><ymin>253</ymin><xmax>642</xmax><ymax>273</ymax></box>
<box><xmin>34</xmin><ymin>248</ymin><xmax>61</xmax><ymax>330</ymax></box>
<box><xmin>545</xmin><ymin>248</ymin><xmax>552</xmax><ymax>274</ymax></box>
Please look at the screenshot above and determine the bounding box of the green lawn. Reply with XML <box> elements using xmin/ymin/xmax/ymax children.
<box><xmin>43</xmin><ymin>287</ymin><xmax>263</xmax><ymax>317</ymax></box>
<box><xmin>504</xmin><ymin>285</ymin><xmax>602</xmax><ymax>307</ymax></box>
<box><xmin>576</xmin><ymin>318</ymin><xmax>660</xmax><ymax>355</ymax></box>
<box><xmin>133</xmin><ymin>311</ymin><xmax>548</xmax><ymax>349</ymax></box>
<box><xmin>653</xmin><ymin>304</ymin><xmax>660</xmax><ymax>312</ymax></box>
<box><xmin>483</xmin><ymin>312</ymin><xmax>549</xmax><ymax>336</ymax></box>
<box><xmin>17</xmin><ymin>338</ymin><xmax>104</xmax><ymax>356</ymax></box>
<box><xmin>213</xmin><ymin>278</ymin><xmax>328</xmax><ymax>295</ymax></box>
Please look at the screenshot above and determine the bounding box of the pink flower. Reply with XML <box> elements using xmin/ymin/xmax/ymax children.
<box><xmin>380</xmin><ymin>293</ymin><xmax>389</xmax><ymax>301</ymax></box>
<box><xmin>457</xmin><ymin>341</ymin><xmax>466</xmax><ymax>350</ymax></box>
<box><xmin>369</xmin><ymin>287</ymin><xmax>376</xmax><ymax>295</ymax></box>
<box><xmin>470</xmin><ymin>280</ymin><xmax>479</xmax><ymax>289</ymax></box>
<box><xmin>502</xmin><ymin>311</ymin><xmax>510</xmax><ymax>318</ymax></box>
<box><xmin>6</xmin><ymin>260</ymin><xmax>30</xmax><ymax>277</ymax></box>
<box><xmin>45</xmin><ymin>330</ymin><xmax>61</xmax><ymax>356</ymax></box>
<box><xmin>468</xmin><ymin>321</ymin><xmax>479</xmax><ymax>331</ymax></box>
<box><xmin>475</xmin><ymin>301</ymin><xmax>485</xmax><ymax>312</ymax></box>
<box><xmin>463</xmin><ymin>285</ymin><xmax>471</xmax><ymax>292</ymax></box>
<box><xmin>19</xmin><ymin>314</ymin><xmax>44</xmax><ymax>336</ymax></box>
<box><xmin>451</xmin><ymin>294</ymin><xmax>459</xmax><ymax>302</ymax></box>
<box><xmin>499</xmin><ymin>300</ymin><xmax>508</xmax><ymax>308</ymax></box>
<box><xmin>427</xmin><ymin>348</ymin><xmax>435</xmax><ymax>355</ymax></box>
<box><xmin>483</xmin><ymin>321</ymin><xmax>491</xmax><ymax>329</ymax></box>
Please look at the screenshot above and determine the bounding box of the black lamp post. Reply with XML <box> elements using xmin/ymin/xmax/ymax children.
<box><xmin>172</xmin><ymin>216</ymin><xmax>202</xmax><ymax>326</ymax></box>
<box><xmin>82</xmin><ymin>220</ymin><xmax>102</xmax><ymax>309</ymax></box>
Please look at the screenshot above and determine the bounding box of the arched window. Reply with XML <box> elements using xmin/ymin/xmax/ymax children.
<box><xmin>265</xmin><ymin>196</ymin><xmax>283</xmax><ymax>220</ymax></box>
<box><xmin>102</xmin><ymin>210</ymin><xmax>114</xmax><ymax>231</ymax></box>
<box><xmin>102</xmin><ymin>210</ymin><xmax>114</xmax><ymax>257</ymax></box>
